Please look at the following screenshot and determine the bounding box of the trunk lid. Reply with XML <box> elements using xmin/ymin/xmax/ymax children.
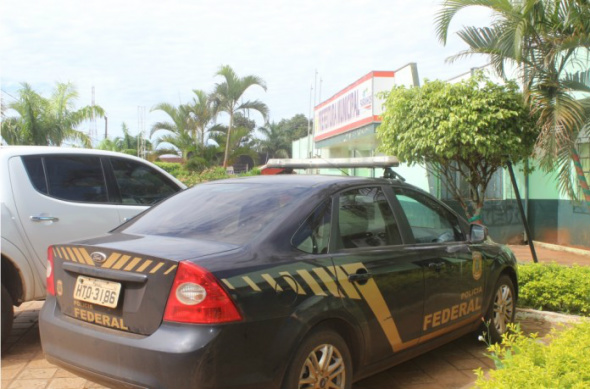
<box><xmin>51</xmin><ymin>234</ymin><xmax>239</xmax><ymax>335</ymax></box>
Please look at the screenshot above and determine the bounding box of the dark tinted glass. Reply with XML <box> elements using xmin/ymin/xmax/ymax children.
<box><xmin>44</xmin><ymin>156</ymin><xmax>108</xmax><ymax>203</ymax></box>
<box><xmin>394</xmin><ymin>189</ymin><xmax>463</xmax><ymax>243</ymax></box>
<box><xmin>292</xmin><ymin>199</ymin><xmax>332</xmax><ymax>254</ymax></box>
<box><xmin>22</xmin><ymin>156</ymin><xmax>48</xmax><ymax>195</ymax></box>
<box><xmin>122</xmin><ymin>183</ymin><xmax>311</xmax><ymax>245</ymax></box>
<box><xmin>336</xmin><ymin>187</ymin><xmax>402</xmax><ymax>249</ymax></box>
<box><xmin>110</xmin><ymin>157</ymin><xmax>179</xmax><ymax>205</ymax></box>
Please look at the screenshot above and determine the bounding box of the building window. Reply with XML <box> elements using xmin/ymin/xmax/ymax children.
<box><xmin>439</xmin><ymin>166</ymin><xmax>503</xmax><ymax>202</ymax></box>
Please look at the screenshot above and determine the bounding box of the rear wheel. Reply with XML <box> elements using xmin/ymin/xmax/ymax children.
<box><xmin>1</xmin><ymin>284</ymin><xmax>14</xmax><ymax>344</ymax></box>
<box><xmin>484</xmin><ymin>275</ymin><xmax>515</xmax><ymax>343</ymax></box>
<box><xmin>282</xmin><ymin>329</ymin><xmax>352</xmax><ymax>389</ymax></box>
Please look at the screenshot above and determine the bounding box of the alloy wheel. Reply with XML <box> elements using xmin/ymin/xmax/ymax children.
<box><xmin>298</xmin><ymin>343</ymin><xmax>346</xmax><ymax>389</ymax></box>
<box><xmin>493</xmin><ymin>284</ymin><xmax>514</xmax><ymax>335</ymax></box>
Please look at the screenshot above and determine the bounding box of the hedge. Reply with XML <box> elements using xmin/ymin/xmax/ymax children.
<box><xmin>517</xmin><ymin>263</ymin><xmax>590</xmax><ymax>316</ymax></box>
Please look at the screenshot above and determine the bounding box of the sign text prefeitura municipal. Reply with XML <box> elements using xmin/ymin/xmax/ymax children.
<box><xmin>314</xmin><ymin>71</ymin><xmax>396</xmax><ymax>142</ymax></box>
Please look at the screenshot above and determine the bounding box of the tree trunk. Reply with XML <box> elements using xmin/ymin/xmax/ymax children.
<box><xmin>572</xmin><ymin>146</ymin><xmax>590</xmax><ymax>210</ymax></box>
<box><xmin>201</xmin><ymin>127</ymin><xmax>205</xmax><ymax>152</ymax></box>
<box><xmin>468</xmin><ymin>203</ymin><xmax>484</xmax><ymax>224</ymax></box>
<box><xmin>223</xmin><ymin>113</ymin><xmax>233</xmax><ymax>168</ymax></box>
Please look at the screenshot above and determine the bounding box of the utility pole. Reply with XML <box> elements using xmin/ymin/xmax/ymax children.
<box><xmin>137</xmin><ymin>106</ymin><xmax>146</xmax><ymax>158</ymax></box>
<box><xmin>89</xmin><ymin>86</ymin><xmax>97</xmax><ymax>145</ymax></box>
<box><xmin>307</xmin><ymin>85</ymin><xmax>313</xmax><ymax>159</ymax></box>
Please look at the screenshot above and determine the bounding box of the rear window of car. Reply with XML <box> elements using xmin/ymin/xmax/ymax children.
<box><xmin>120</xmin><ymin>183</ymin><xmax>311</xmax><ymax>245</ymax></box>
<box><xmin>22</xmin><ymin>155</ymin><xmax>109</xmax><ymax>203</ymax></box>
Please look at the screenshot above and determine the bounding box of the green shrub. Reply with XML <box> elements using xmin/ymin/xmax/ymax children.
<box><xmin>163</xmin><ymin>165</ymin><xmax>262</xmax><ymax>187</ymax></box>
<box><xmin>154</xmin><ymin>162</ymin><xmax>184</xmax><ymax>177</ymax></box>
<box><xmin>518</xmin><ymin>263</ymin><xmax>590</xmax><ymax>316</ymax></box>
<box><xmin>474</xmin><ymin>321</ymin><xmax>590</xmax><ymax>388</ymax></box>
<box><xmin>185</xmin><ymin>157</ymin><xmax>209</xmax><ymax>173</ymax></box>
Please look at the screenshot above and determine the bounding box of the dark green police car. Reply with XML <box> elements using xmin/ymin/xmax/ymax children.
<box><xmin>39</xmin><ymin>165</ymin><xmax>517</xmax><ymax>389</ymax></box>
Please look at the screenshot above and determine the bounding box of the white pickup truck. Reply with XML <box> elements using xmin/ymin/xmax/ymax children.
<box><xmin>1</xmin><ymin>146</ymin><xmax>185</xmax><ymax>342</ymax></box>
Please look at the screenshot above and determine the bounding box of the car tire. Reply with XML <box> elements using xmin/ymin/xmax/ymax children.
<box><xmin>281</xmin><ymin>328</ymin><xmax>352</xmax><ymax>389</ymax></box>
<box><xmin>483</xmin><ymin>275</ymin><xmax>515</xmax><ymax>343</ymax></box>
<box><xmin>2</xmin><ymin>284</ymin><xmax>14</xmax><ymax>344</ymax></box>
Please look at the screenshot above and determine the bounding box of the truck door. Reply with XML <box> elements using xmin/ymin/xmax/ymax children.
<box><xmin>10</xmin><ymin>155</ymin><xmax>121</xmax><ymax>286</ymax></box>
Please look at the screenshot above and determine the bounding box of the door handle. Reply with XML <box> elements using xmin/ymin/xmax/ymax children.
<box><xmin>348</xmin><ymin>272</ymin><xmax>373</xmax><ymax>283</ymax></box>
<box><xmin>30</xmin><ymin>216</ymin><xmax>59</xmax><ymax>222</ymax></box>
<box><xmin>428</xmin><ymin>262</ymin><xmax>446</xmax><ymax>271</ymax></box>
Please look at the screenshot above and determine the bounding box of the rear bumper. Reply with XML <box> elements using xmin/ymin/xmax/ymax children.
<box><xmin>39</xmin><ymin>297</ymin><xmax>281</xmax><ymax>389</ymax></box>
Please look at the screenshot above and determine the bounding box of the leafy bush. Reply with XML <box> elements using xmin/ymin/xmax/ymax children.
<box><xmin>518</xmin><ymin>263</ymin><xmax>590</xmax><ymax>316</ymax></box>
<box><xmin>185</xmin><ymin>157</ymin><xmax>209</xmax><ymax>173</ymax></box>
<box><xmin>153</xmin><ymin>162</ymin><xmax>184</xmax><ymax>177</ymax></box>
<box><xmin>474</xmin><ymin>322</ymin><xmax>590</xmax><ymax>388</ymax></box>
<box><xmin>157</xmin><ymin>163</ymin><xmax>261</xmax><ymax>187</ymax></box>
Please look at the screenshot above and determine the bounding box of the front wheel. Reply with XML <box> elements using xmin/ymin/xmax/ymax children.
<box><xmin>484</xmin><ymin>275</ymin><xmax>516</xmax><ymax>343</ymax></box>
<box><xmin>1</xmin><ymin>284</ymin><xmax>14</xmax><ymax>344</ymax></box>
<box><xmin>282</xmin><ymin>328</ymin><xmax>352</xmax><ymax>389</ymax></box>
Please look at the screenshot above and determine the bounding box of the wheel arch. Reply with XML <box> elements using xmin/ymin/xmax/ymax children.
<box><xmin>312</xmin><ymin>317</ymin><xmax>363</xmax><ymax>374</ymax></box>
<box><xmin>499</xmin><ymin>266</ymin><xmax>518</xmax><ymax>302</ymax></box>
<box><xmin>1</xmin><ymin>253</ymin><xmax>25</xmax><ymax>306</ymax></box>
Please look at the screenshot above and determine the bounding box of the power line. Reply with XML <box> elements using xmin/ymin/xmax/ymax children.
<box><xmin>1</xmin><ymin>89</ymin><xmax>18</xmax><ymax>101</ymax></box>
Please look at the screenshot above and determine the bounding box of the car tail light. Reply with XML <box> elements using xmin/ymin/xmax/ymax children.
<box><xmin>47</xmin><ymin>246</ymin><xmax>55</xmax><ymax>296</ymax></box>
<box><xmin>164</xmin><ymin>261</ymin><xmax>242</xmax><ymax>324</ymax></box>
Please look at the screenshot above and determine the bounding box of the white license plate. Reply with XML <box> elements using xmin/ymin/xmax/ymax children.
<box><xmin>73</xmin><ymin>276</ymin><xmax>121</xmax><ymax>308</ymax></box>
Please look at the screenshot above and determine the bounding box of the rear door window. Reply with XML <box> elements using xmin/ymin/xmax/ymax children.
<box><xmin>336</xmin><ymin>186</ymin><xmax>402</xmax><ymax>249</ymax></box>
<box><xmin>109</xmin><ymin>157</ymin><xmax>179</xmax><ymax>205</ymax></box>
<box><xmin>40</xmin><ymin>156</ymin><xmax>108</xmax><ymax>203</ymax></box>
<box><xmin>22</xmin><ymin>156</ymin><xmax>48</xmax><ymax>195</ymax></box>
<box><xmin>292</xmin><ymin>199</ymin><xmax>332</xmax><ymax>254</ymax></box>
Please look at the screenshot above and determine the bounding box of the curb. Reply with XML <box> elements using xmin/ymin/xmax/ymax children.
<box><xmin>516</xmin><ymin>307</ymin><xmax>587</xmax><ymax>324</ymax></box>
<box><xmin>532</xmin><ymin>240</ymin><xmax>590</xmax><ymax>257</ymax></box>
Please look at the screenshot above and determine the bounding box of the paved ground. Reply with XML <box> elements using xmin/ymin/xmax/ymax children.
<box><xmin>2</xmin><ymin>243</ymin><xmax>588</xmax><ymax>389</ymax></box>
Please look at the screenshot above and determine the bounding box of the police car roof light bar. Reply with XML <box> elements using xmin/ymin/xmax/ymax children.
<box><xmin>265</xmin><ymin>156</ymin><xmax>400</xmax><ymax>169</ymax></box>
<box><xmin>264</xmin><ymin>157</ymin><xmax>405</xmax><ymax>180</ymax></box>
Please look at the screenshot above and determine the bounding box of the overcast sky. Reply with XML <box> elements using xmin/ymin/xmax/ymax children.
<box><xmin>0</xmin><ymin>0</ymin><xmax>493</xmax><ymax>144</ymax></box>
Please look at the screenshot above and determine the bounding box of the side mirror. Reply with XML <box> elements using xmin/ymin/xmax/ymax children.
<box><xmin>470</xmin><ymin>224</ymin><xmax>488</xmax><ymax>244</ymax></box>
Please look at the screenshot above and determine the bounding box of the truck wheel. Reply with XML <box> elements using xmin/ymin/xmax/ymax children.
<box><xmin>2</xmin><ymin>284</ymin><xmax>14</xmax><ymax>344</ymax></box>
<box><xmin>282</xmin><ymin>328</ymin><xmax>352</xmax><ymax>389</ymax></box>
<box><xmin>484</xmin><ymin>275</ymin><xmax>515</xmax><ymax>343</ymax></box>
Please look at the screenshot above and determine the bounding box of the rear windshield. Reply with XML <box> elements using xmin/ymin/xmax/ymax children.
<box><xmin>120</xmin><ymin>182</ymin><xmax>311</xmax><ymax>245</ymax></box>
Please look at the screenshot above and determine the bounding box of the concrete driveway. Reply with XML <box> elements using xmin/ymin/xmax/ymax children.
<box><xmin>1</xmin><ymin>301</ymin><xmax>565</xmax><ymax>389</ymax></box>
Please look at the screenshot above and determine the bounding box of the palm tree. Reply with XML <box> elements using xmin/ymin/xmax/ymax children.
<box><xmin>210</xmin><ymin>65</ymin><xmax>268</xmax><ymax>167</ymax></box>
<box><xmin>1</xmin><ymin>82</ymin><xmax>102</xmax><ymax>147</ymax></box>
<box><xmin>150</xmin><ymin>102</ymin><xmax>198</xmax><ymax>160</ymax></box>
<box><xmin>435</xmin><ymin>0</ymin><xmax>590</xmax><ymax>207</ymax></box>
<box><xmin>97</xmin><ymin>123</ymin><xmax>150</xmax><ymax>156</ymax></box>
<box><xmin>258</xmin><ymin>122</ymin><xmax>291</xmax><ymax>161</ymax></box>
<box><xmin>1</xmin><ymin>83</ymin><xmax>45</xmax><ymax>144</ymax></box>
<box><xmin>209</xmin><ymin>124</ymin><xmax>259</xmax><ymax>166</ymax></box>
<box><xmin>46</xmin><ymin>82</ymin><xmax>104</xmax><ymax>147</ymax></box>
<box><xmin>188</xmin><ymin>89</ymin><xmax>215</xmax><ymax>150</ymax></box>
